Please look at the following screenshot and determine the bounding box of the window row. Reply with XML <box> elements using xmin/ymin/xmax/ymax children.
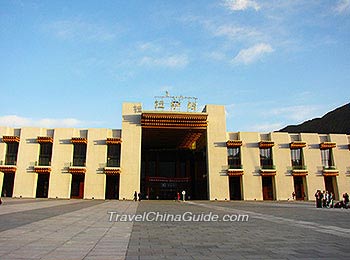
<box><xmin>1</xmin><ymin>142</ymin><xmax>121</xmax><ymax>168</ymax></box>
<box><xmin>227</xmin><ymin>146</ymin><xmax>339</xmax><ymax>170</ymax></box>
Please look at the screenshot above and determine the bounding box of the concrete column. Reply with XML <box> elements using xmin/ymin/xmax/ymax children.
<box><xmin>119</xmin><ymin>103</ymin><xmax>142</xmax><ymax>200</ymax></box>
<box><xmin>205</xmin><ymin>105</ymin><xmax>229</xmax><ymax>200</ymax></box>
<box><xmin>0</xmin><ymin>127</ymin><xmax>11</xmax><ymax>195</ymax></box>
<box><xmin>12</xmin><ymin>127</ymin><xmax>42</xmax><ymax>198</ymax></box>
<box><xmin>84</xmin><ymin>128</ymin><xmax>108</xmax><ymax>199</ymax></box>
<box><xmin>271</xmin><ymin>132</ymin><xmax>294</xmax><ymax>200</ymax></box>
<box><xmin>300</xmin><ymin>133</ymin><xmax>324</xmax><ymax>200</ymax></box>
<box><xmin>329</xmin><ymin>134</ymin><xmax>350</xmax><ymax>199</ymax></box>
<box><xmin>240</xmin><ymin>132</ymin><xmax>263</xmax><ymax>200</ymax></box>
<box><xmin>49</xmin><ymin>128</ymin><xmax>74</xmax><ymax>199</ymax></box>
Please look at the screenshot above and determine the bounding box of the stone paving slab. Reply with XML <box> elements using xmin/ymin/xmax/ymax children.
<box><xmin>1</xmin><ymin>199</ymin><xmax>350</xmax><ymax>259</ymax></box>
<box><xmin>125</xmin><ymin>200</ymin><xmax>350</xmax><ymax>259</ymax></box>
<box><xmin>197</xmin><ymin>201</ymin><xmax>350</xmax><ymax>229</ymax></box>
<box><xmin>0</xmin><ymin>200</ymin><xmax>138</xmax><ymax>260</ymax></box>
<box><xmin>0</xmin><ymin>198</ymin><xmax>47</xmax><ymax>205</ymax></box>
<box><xmin>0</xmin><ymin>200</ymin><xmax>104</xmax><ymax>232</ymax></box>
<box><xmin>0</xmin><ymin>198</ymin><xmax>86</xmax><ymax>215</ymax></box>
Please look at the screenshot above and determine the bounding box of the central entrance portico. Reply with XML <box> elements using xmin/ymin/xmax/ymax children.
<box><xmin>119</xmin><ymin>101</ymin><xmax>229</xmax><ymax>201</ymax></box>
<box><xmin>140</xmin><ymin>112</ymin><xmax>208</xmax><ymax>200</ymax></box>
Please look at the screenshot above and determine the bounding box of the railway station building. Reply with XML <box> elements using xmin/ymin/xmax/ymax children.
<box><xmin>1</xmin><ymin>102</ymin><xmax>350</xmax><ymax>201</ymax></box>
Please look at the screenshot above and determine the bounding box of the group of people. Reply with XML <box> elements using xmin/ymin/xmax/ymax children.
<box><xmin>133</xmin><ymin>191</ymin><xmax>142</xmax><ymax>201</ymax></box>
<box><xmin>314</xmin><ymin>190</ymin><xmax>349</xmax><ymax>209</ymax></box>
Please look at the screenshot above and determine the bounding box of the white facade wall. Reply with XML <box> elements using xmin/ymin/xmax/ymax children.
<box><xmin>1</xmin><ymin>103</ymin><xmax>349</xmax><ymax>200</ymax></box>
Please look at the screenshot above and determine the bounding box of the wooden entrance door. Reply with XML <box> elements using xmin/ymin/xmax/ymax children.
<box><xmin>262</xmin><ymin>176</ymin><xmax>274</xmax><ymax>200</ymax></box>
<box><xmin>293</xmin><ymin>176</ymin><xmax>305</xmax><ymax>200</ymax></box>
<box><xmin>229</xmin><ymin>176</ymin><xmax>242</xmax><ymax>200</ymax></box>
<box><xmin>36</xmin><ymin>174</ymin><xmax>50</xmax><ymax>198</ymax></box>
<box><xmin>324</xmin><ymin>176</ymin><xmax>338</xmax><ymax>200</ymax></box>
<box><xmin>79</xmin><ymin>180</ymin><xmax>84</xmax><ymax>198</ymax></box>
<box><xmin>71</xmin><ymin>175</ymin><xmax>85</xmax><ymax>199</ymax></box>
<box><xmin>105</xmin><ymin>175</ymin><xmax>119</xmax><ymax>199</ymax></box>
<box><xmin>1</xmin><ymin>173</ymin><xmax>15</xmax><ymax>197</ymax></box>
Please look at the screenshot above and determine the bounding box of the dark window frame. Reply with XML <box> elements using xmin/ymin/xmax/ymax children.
<box><xmin>291</xmin><ymin>148</ymin><xmax>303</xmax><ymax>168</ymax></box>
<box><xmin>107</xmin><ymin>144</ymin><xmax>121</xmax><ymax>167</ymax></box>
<box><xmin>72</xmin><ymin>143</ymin><xmax>87</xmax><ymax>166</ymax></box>
<box><xmin>227</xmin><ymin>147</ymin><xmax>241</xmax><ymax>169</ymax></box>
<box><xmin>321</xmin><ymin>148</ymin><xmax>334</xmax><ymax>168</ymax></box>
<box><xmin>5</xmin><ymin>142</ymin><xmax>19</xmax><ymax>165</ymax></box>
<box><xmin>260</xmin><ymin>147</ymin><xmax>273</xmax><ymax>168</ymax></box>
<box><xmin>38</xmin><ymin>143</ymin><xmax>53</xmax><ymax>166</ymax></box>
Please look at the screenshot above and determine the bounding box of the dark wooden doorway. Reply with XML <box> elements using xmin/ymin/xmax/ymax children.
<box><xmin>71</xmin><ymin>175</ymin><xmax>85</xmax><ymax>199</ymax></box>
<box><xmin>293</xmin><ymin>176</ymin><xmax>306</xmax><ymax>200</ymax></box>
<box><xmin>36</xmin><ymin>174</ymin><xmax>49</xmax><ymax>198</ymax></box>
<box><xmin>324</xmin><ymin>176</ymin><xmax>338</xmax><ymax>200</ymax></box>
<box><xmin>262</xmin><ymin>176</ymin><xmax>275</xmax><ymax>200</ymax></box>
<box><xmin>1</xmin><ymin>173</ymin><xmax>15</xmax><ymax>197</ymax></box>
<box><xmin>105</xmin><ymin>175</ymin><xmax>120</xmax><ymax>199</ymax></box>
<box><xmin>229</xmin><ymin>176</ymin><xmax>242</xmax><ymax>200</ymax></box>
<box><xmin>141</xmin><ymin>148</ymin><xmax>208</xmax><ymax>200</ymax></box>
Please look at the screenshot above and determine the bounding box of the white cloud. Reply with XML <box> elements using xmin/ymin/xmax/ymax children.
<box><xmin>267</xmin><ymin>105</ymin><xmax>323</xmax><ymax>123</ymax></box>
<box><xmin>0</xmin><ymin>115</ymin><xmax>31</xmax><ymax>127</ymax></box>
<box><xmin>232</xmin><ymin>43</ymin><xmax>274</xmax><ymax>64</ymax></box>
<box><xmin>206</xmin><ymin>51</ymin><xmax>226</xmax><ymax>61</ymax></box>
<box><xmin>222</xmin><ymin>0</ymin><xmax>260</xmax><ymax>11</ymax></box>
<box><xmin>225</xmin><ymin>104</ymin><xmax>236</xmax><ymax>119</ymax></box>
<box><xmin>249</xmin><ymin>123</ymin><xmax>284</xmax><ymax>132</ymax></box>
<box><xmin>136</xmin><ymin>41</ymin><xmax>188</xmax><ymax>69</ymax></box>
<box><xmin>225</xmin><ymin>102</ymin><xmax>326</xmax><ymax>132</ymax></box>
<box><xmin>139</xmin><ymin>55</ymin><xmax>189</xmax><ymax>68</ymax></box>
<box><xmin>48</xmin><ymin>19</ymin><xmax>116</xmax><ymax>41</ymax></box>
<box><xmin>112</xmin><ymin>71</ymin><xmax>135</xmax><ymax>82</ymax></box>
<box><xmin>137</xmin><ymin>42</ymin><xmax>161</xmax><ymax>52</ymax></box>
<box><xmin>37</xmin><ymin>118</ymin><xmax>82</xmax><ymax>128</ymax></box>
<box><xmin>334</xmin><ymin>0</ymin><xmax>350</xmax><ymax>14</ymax></box>
<box><xmin>213</xmin><ymin>24</ymin><xmax>261</xmax><ymax>41</ymax></box>
<box><xmin>247</xmin><ymin>104</ymin><xmax>334</xmax><ymax>132</ymax></box>
<box><xmin>0</xmin><ymin>115</ymin><xmax>86</xmax><ymax>128</ymax></box>
<box><xmin>179</xmin><ymin>15</ymin><xmax>264</xmax><ymax>44</ymax></box>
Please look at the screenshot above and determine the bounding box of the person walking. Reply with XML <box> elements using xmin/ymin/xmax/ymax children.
<box><xmin>134</xmin><ymin>191</ymin><xmax>137</xmax><ymax>202</ymax></box>
<box><xmin>343</xmin><ymin>193</ymin><xmax>349</xmax><ymax>209</ymax></box>
<box><xmin>322</xmin><ymin>190</ymin><xmax>327</xmax><ymax>208</ymax></box>
<box><xmin>329</xmin><ymin>192</ymin><xmax>334</xmax><ymax>208</ymax></box>
<box><xmin>315</xmin><ymin>190</ymin><xmax>322</xmax><ymax>208</ymax></box>
<box><xmin>138</xmin><ymin>192</ymin><xmax>142</xmax><ymax>201</ymax></box>
<box><xmin>292</xmin><ymin>191</ymin><xmax>296</xmax><ymax>200</ymax></box>
<box><xmin>325</xmin><ymin>191</ymin><xmax>330</xmax><ymax>208</ymax></box>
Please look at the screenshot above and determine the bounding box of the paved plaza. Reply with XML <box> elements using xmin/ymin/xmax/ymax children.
<box><xmin>0</xmin><ymin>198</ymin><xmax>349</xmax><ymax>259</ymax></box>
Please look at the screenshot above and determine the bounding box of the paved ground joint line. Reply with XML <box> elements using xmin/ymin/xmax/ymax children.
<box><xmin>0</xmin><ymin>198</ymin><xmax>88</xmax><ymax>216</ymax></box>
<box><xmin>0</xmin><ymin>201</ymin><xmax>105</xmax><ymax>259</ymax></box>
<box><xmin>82</xmin><ymin>201</ymin><xmax>138</xmax><ymax>260</ymax></box>
<box><xmin>0</xmin><ymin>201</ymin><xmax>138</xmax><ymax>260</ymax></box>
<box><xmin>41</xmin><ymin>205</ymin><xmax>109</xmax><ymax>259</ymax></box>
<box><xmin>186</xmin><ymin>201</ymin><xmax>350</xmax><ymax>238</ymax></box>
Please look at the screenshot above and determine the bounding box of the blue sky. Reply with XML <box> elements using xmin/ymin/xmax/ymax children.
<box><xmin>1</xmin><ymin>0</ymin><xmax>349</xmax><ymax>132</ymax></box>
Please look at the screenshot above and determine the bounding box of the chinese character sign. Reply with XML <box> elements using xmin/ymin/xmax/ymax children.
<box><xmin>154</xmin><ymin>92</ymin><xmax>198</xmax><ymax>112</ymax></box>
